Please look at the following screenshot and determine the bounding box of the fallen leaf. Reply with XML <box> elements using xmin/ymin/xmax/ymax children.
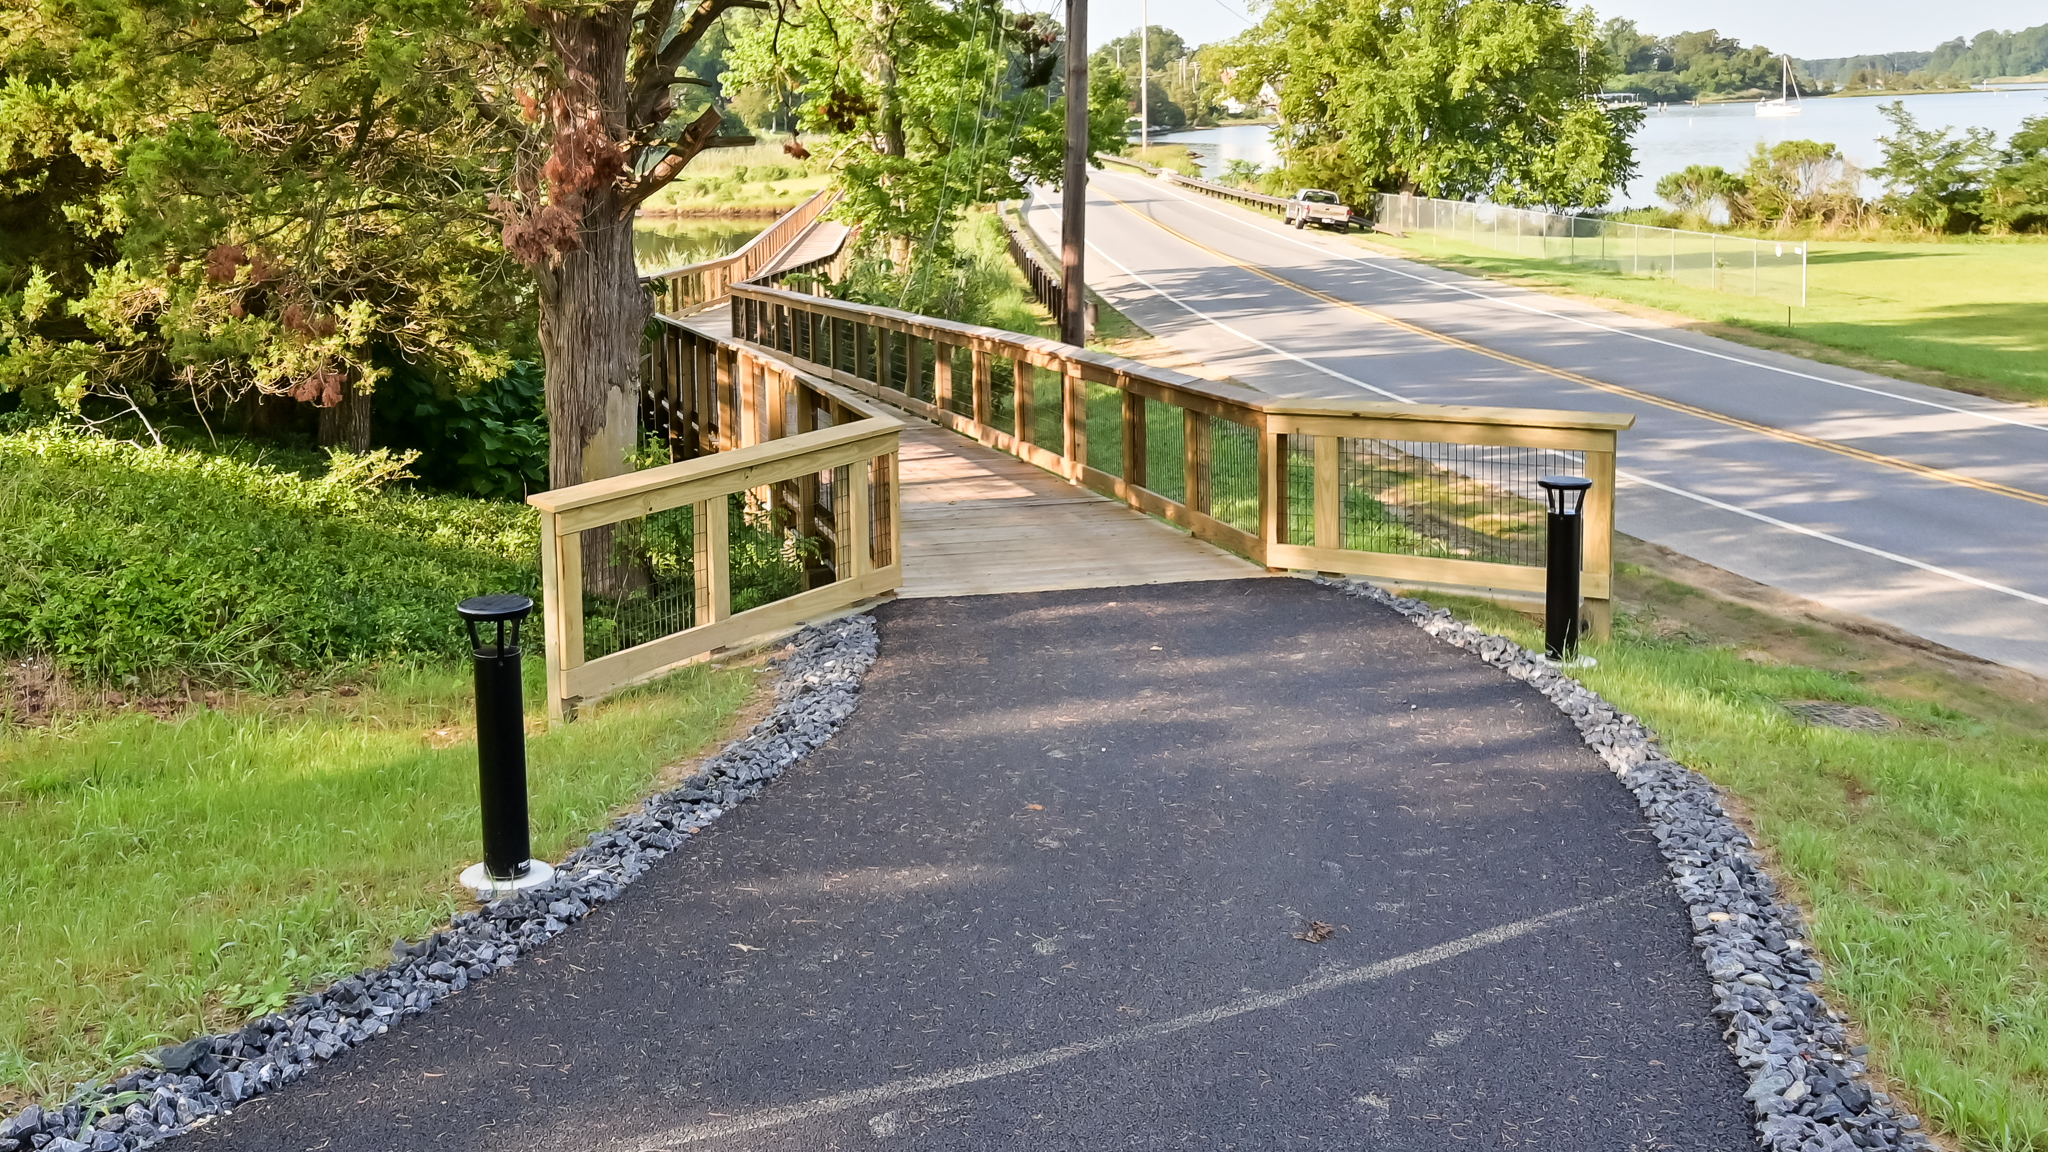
<box><xmin>1294</xmin><ymin>920</ymin><xmax>1335</xmax><ymax>944</ymax></box>
<box><xmin>1026</xmin><ymin>803</ymin><xmax>1044</xmax><ymax>811</ymax></box>
<box><xmin>730</xmin><ymin>942</ymin><xmax>762</xmax><ymax>952</ymax></box>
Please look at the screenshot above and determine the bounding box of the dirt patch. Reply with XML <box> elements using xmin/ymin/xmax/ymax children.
<box><xmin>0</xmin><ymin>656</ymin><xmax>212</xmax><ymax>727</ymax></box>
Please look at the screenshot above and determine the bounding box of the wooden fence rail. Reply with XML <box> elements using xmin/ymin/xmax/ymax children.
<box><xmin>726</xmin><ymin>283</ymin><xmax>1632</xmax><ymax>629</ymax></box>
<box><xmin>641</xmin><ymin>189</ymin><xmax>839</xmax><ymax>316</ymax></box>
<box><xmin>529</xmin><ymin>318</ymin><xmax>902</xmax><ymax>723</ymax></box>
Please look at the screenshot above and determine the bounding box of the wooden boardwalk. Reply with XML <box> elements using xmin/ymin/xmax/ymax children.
<box><xmin>894</xmin><ymin>421</ymin><xmax>1259</xmax><ymax>598</ymax></box>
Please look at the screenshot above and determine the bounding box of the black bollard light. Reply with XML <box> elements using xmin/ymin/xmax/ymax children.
<box><xmin>455</xmin><ymin>594</ymin><xmax>555</xmax><ymax>896</ymax></box>
<box><xmin>1536</xmin><ymin>476</ymin><xmax>1594</xmax><ymax>663</ymax></box>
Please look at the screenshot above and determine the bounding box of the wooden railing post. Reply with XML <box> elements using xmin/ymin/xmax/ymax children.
<box><xmin>1584</xmin><ymin>438</ymin><xmax>1617</xmax><ymax>642</ymax></box>
<box><xmin>1013</xmin><ymin>359</ymin><xmax>1034</xmax><ymax>442</ymax></box>
<box><xmin>1121</xmin><ymin>387</ymin><xmax>1145</xmax><ymax>490</ymax></box>
<box><xmin>972</xmin><ymin>350</ymin><xmax>993</xmax><ymax>427</ymax></box>
<box><xmin>693</xmin><ymin>496</ymin><xmax>731</xmax><ymax>626</ymax></box>
<box><xmin>1313</xmin><ymin>435</ymin><xmax>1341</xmax><ymax>551</ymax></box>
<box><xmin>1185</xmin><ymin>410</ymin><xmax>1211</xmax><ymax>514</ymax></box>
<box><xmin>842</xmin><ymin>454</ymin><xmax>873</xmax><ymax>580</ymax></box>
<box><xmin>1259</xmin><ymin>429</ymin><xmax>1286</xmax><ymax>567</ymax></box>
<box><xmin>1063</xmin><ymin>364</ymin><xmax>1086</xmax><ymax>467</ymax></box>
<box><xmin>933</xmin><ymin>340</ymin><xmax>953</xmax><ymax>412</ymax></box>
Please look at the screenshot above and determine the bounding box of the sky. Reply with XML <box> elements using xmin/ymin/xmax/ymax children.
<box><xmin>1083</xmin><ymin>0</ymin><xmax>2047</xmax><ymax>60</ymax></box>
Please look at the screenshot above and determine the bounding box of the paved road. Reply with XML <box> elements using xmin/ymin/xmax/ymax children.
<box><xmin>1024</xmin><ymin>172</ymin><xmax>2048</xmax><ymax>676</ymax></box>
<box><xmin>185</xmin><ymin>582</ymin><xmax>1747</xmax><ymax>1151</ymax></box>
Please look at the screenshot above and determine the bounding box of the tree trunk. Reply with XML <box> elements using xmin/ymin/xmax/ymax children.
<box><xmin>537</xmin><ymin>208</ymin><xmax>646</xmax><ymax>594</ymax></box>
<box><xmin>316</xmin><ymin>381</ymin><xmax>374</xmax><ymax>451</ymax></box>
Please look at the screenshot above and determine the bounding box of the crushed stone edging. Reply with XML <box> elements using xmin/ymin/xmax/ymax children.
<box><xmin>1325</xmin><ymin>577</ymin><xmax>1932</xmax><ymax>1152</ymax></box>
<box><xmin>0</xmin><ymin>616</ymin><xmax>880</xmax><ymax>1152</ymax></box>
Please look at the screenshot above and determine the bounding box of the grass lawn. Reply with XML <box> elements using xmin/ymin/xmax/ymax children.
<box><xmin>1413</xmin><ymin>554</ymin><xmax>2048</xmax><ymax>1152</ymax></box>
<box><xmin>1358</xmin><ymin>229</ymin><xmax>2048</xmax><ymax>404</ymax></box>
<box><xmin>638</xmin><ymin>142</ymin><xmax>832</xmax><ymax>217</ymax></box>
<box><xmin>0</xmin><ymin>659</ymin><xmax>761</xmax><ymax>1110</ymax></box>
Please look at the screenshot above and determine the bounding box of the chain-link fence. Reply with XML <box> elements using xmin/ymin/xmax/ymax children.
<box><xmin>1372</xmin><ymin>194</ymin><xmax>1808</xmax><ymax>307</ymax></box>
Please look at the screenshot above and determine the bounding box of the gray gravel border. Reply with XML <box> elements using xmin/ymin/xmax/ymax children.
<box><xmin>1324</xmin><ymin>577</ymin><xmax>1934</xmax><ymax>1152</ymax></box>
<box><xmin>0</xmin><ymin>615</ymin><xmax>880</xmax><ymax>1152</ymax></box>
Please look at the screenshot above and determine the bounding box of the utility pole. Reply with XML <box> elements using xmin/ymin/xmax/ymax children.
<box><xmin>1060</xmin><ymin>0</ymin><xmax>1088</xmax><ymax>346</ymax></box>
<box><xmin>1139</xmin><ymin>1</ymin><xmax>1149</xmax><ymax>151</ymax></box>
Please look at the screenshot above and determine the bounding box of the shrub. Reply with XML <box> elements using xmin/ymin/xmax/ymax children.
<box><xmin>374</xmin><ymin>359</ymin><xmax>548</xmax><ymax>501</ymax></box>
<box><xmin>0</xmin><ymin>430</ymin><xmax>538</xmax><ymax>682</ymax></box>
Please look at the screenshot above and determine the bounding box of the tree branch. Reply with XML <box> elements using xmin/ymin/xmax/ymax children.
<box><xmin>628</xmin><ymin>0</ymin><xmax>773</xmax><ymax>128</ymax></box>
<box><xmin>620</xmin><ymin>106</ymin><xmax>726</xmax><ymax>213</ymax></box>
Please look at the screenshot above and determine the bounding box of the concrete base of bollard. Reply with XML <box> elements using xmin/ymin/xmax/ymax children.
<box><xmin>459</xmin><ymin>859</ymin><xmax>556</xmax><ymax>900</ymax></box>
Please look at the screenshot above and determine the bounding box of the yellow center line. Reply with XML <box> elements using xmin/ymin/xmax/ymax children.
<box><xmin>1093</xmin><ymin>183</ymin><xmax>2048</xmax><ymax>510</ymax></box>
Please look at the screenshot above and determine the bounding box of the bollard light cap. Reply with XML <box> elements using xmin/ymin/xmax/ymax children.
<box><xmin>1536</xmin><ymin>474</ymin><xmax>1593</xmax><ymax>516</ymax></box>
<box><xmin>458</xmin><ymin>594</ymin><xmax>534</xmax><ymax>623</ymax></box>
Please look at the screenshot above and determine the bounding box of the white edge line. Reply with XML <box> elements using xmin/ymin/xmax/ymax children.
<box><xmin>1026</xmin><ymin>191</ymin><xmax>1412</xmax><ymax>403</ymax></box>
<box><xmin>1103</xmin><ymin>169</ymin><xmax>2048</xmax><ymax>436</ymax></box>
<box><xmin>617</xmin><ymin>885</ymin><xmax>1651</xmax><ymax>1149</ymax></box>
<box><xmin>1618</xmin><ymin>469</ymin><xmax>2048</xmax><ymax>607</ymax></box>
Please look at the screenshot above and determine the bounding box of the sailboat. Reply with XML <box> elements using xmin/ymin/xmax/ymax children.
<box><xmin>1756</xmin><ymin>56</ymin><xmax>1803</xmax><ymax>117</ymax></box>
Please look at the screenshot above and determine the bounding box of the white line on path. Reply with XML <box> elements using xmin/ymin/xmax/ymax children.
<box><xmin>613</xmin><ymin>886</ymin><xmax>1654</xmax><ymax>1149</ymax></box>
<box><xmin>1026</xmin><ymin>192</ymin><xmax>2048</xmax><ymax>611</ymax></box>
<box><xmin>1102</xmin><ymin>170</ymin><xmax>2048</xmax><ymax>436</ymax></box>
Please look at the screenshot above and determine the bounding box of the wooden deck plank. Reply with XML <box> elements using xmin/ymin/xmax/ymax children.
<box><xmin>894</xmin><ymin>421</ymin><xmax>1260</xmax><ymax>598</ymax></box>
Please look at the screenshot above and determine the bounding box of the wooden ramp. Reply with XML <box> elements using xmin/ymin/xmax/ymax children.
<box><xmin>895</xmin><ymin>422</ymin><xmax>1260</xmax><ymax>598</ymax></box>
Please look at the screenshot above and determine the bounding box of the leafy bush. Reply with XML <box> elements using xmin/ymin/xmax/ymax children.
<box><xmin>0</xmin><ymin>429</ymin><xmax>538</xmax><ymax>682</ymax></box>
<box><xmin>373</xmin><ymin>358</ymin><xmax>548</xmax><ymax>501</ymax></box>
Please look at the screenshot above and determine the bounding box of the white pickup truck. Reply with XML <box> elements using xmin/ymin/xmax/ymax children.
<box><xmin>1284</xmin><ymin>189</ymin><xmax>1351</xmax><ymax>231</ymax></box>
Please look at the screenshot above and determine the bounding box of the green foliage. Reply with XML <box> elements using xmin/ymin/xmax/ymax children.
<box><xmin>838</xmin><ymin>209</ymin><xmax>1052</xmax><ymax>335</ymax></box>
<box><xmin>373</xmin><ymin>359</ymin><xmax>548</xmax><ymax>501</ymax></box>
<box><xmin>1738</xmin><ymin>140</ymin><xmax>1865</xmax><ymax>230</ymax></box>
<box><xmin>1599</xmin><ymin>21</ymin><xmax>1797</xmax><ymax>102</ymax></box>
<box><xmin>1654</xmin><ymin>164</ymin><xmax>1744</xmax><ymax>219</ymax></box>
<box><xmin>1987</xmin><ymin>116</ymin><xmax>2048</xmax><ymax>233</ymax></box>
<box><xmin>1092</xmin><ymin>26</ymin><xmax>1222</xmax><ymax>128</ymax></box>
<box><xmin>1872</xmin><ymin>102</ymin><xmax>1998</xmax><ymax>233</ymax></box>
<box><xmin>1921</xmin><ymin>22</ymin><xmax>2048</xmax><ymax>82</ymax></box>
<box><xmin>0</xmin><ymin>0</ymin><xmax>529</xmax><ymax>419</ymax></box>
<box><xmin>726</xmin><ymin>0</ymin><xmax>1127</xmax><ymax>283</ymax></box>
<box><xmin>1224</xmin><ymin>0</ymin><xmax>1638</xmax><ymax>210</ymax></box>
<box><xmin>0</xmin><ymin>429</ymin><xmax>536</xmax><ymax>682</ymax></box>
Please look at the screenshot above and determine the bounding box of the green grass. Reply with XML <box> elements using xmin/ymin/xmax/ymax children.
<box><xmin>1417</xmin><ymin>592</ymin><xmax>2048</xmax><ymax>1151</ymax></box>
<box><xmin>639</xmin><ymin>142</ymin><xmax>833</xmax><ymax>216</ymax></box>
<box><xmin>1363</xmin><ymin>230</ymin><xmax>2048</xmax><ymax>401</ymax></box>
<box><xmin>0</xmin><ymin>658</ymin><xmax>758</xmax><ymax>1109</ymax></box>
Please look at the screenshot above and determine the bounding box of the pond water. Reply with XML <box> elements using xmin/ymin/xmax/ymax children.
<box><xmin>1146</xmin><ymin>86</ymin><xmax>2048</xmax><ymax>208</ymax></box>
<box><xmin>634</xmin><ymin>219</ymin><xmax>763</xmax><ymax>273</ymax></box>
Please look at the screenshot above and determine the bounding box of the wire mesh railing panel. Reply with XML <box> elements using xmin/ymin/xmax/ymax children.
<box><xmin>869</xmin><ymin>455</ymin><xmax>895</xmax><ymax>569</ymax></box>
<box><xmin>1209</xmin><ymin>417</ymin><xmax>1260</xmax><ymax>535</ymax></box>
<box><xmin>1032</xmin><ymin>370</ymin><xmax>1063</xmax><ymax>450</ymax></box>
<box><xmin>1284</xmin><ymin>434</ymin><xmax>1314</xmax><ymax>546</ymax></box>
<box><xmin>581</xmin><ymin>507</ymin><xmax>698</xmax><ymax>663</ymax></box>
<box><xmin>1084</xmin><ymin>382</ymin><xmax>1123</xmax><ymax>478</ymax></box>
<box><xmin>1376</xmin><ymin>193</ymin><xmax>1806</xmax><ymax>307</ymax></box>
<box><xmin>1140</xmin><ymin>397</ymin><xmax>1185</xmax><ymax>505</ymax></box>
<box><xmin>947</xmin><ymin>346</ymin><xmax>975</xmax><ymax>419</ymax></box>
<box><xmin>1335</xmin><ymin>439</ymin><xmax>1581</xmax><ymax>566</ymax></box>
<box><xmin>990</xmin><ymin>357</ymin><xmax>1019</xmax><ymax>436</ymax></box>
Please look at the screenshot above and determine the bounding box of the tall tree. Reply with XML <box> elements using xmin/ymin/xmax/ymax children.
<box><xmin>722</xmin><ymin>0</ymin><xmax>1125</xmax><ymax>305</ymax></box>
<box><xmin>1221</xmin><ymin>0</ymin><xmax>1638</xmax><ymax>210</ymax></box>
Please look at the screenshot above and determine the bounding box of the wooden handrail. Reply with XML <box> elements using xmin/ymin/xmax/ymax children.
<box><xmin>639</xmin><ymin>188</ymin><xmax>841</xmax><ymax>316</ymax></box>
<box><xmin>530</xmin><ymin>319</ymin><xmax>903</xmax><ymax>723</ymax></box>
<box><xmin>727</xmin><ymin>282</ymin><xmax>1633</xmax><ymax>630</ymax></box>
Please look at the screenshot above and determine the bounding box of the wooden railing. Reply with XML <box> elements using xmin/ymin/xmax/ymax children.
<box><xmin>999</xmin><ymin>205</ymin><xmax>1064</xmax><ymax>320</ymax></box>
<box><xmin>728</xmin><ymin>283</ymin><xmax>1633</xmax><ymax>630</ymax></box>
<box><xmin>641</xmin><ymin>189</ymin><xmax>839</xmax><ymax>316</ymax></box>
<box><xmin>529</xmin><ymin>319</ymin><xmax>902</xmax><ymax>723</ymax></box>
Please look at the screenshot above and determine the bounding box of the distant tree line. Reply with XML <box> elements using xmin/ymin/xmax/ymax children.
<box><xmin>1653</xmin><ymin>105</ymin><xmax>2048</xmax><ymax>234</ymax></box>
<box><xmin>1601</xmin><ymin>19</ymin><xmax>2048</xmax><ymax>103</ymax></box>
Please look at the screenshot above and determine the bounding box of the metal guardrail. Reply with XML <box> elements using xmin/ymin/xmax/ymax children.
<box><xmin>728</xmin><ymin>282</ymin><xmax>1633</xmax><ymax>632</ymax></box>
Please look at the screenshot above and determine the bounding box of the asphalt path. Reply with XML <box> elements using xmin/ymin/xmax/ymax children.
<box><xmin>183</xmin><ymin>582</ymin><xmax>1748</xmax><ymax>1151</ymax></box>
<box><xmin>1024</xmin><ymin>171</ymin><xmax>2048</xmax><ymax>675</ymax></box>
